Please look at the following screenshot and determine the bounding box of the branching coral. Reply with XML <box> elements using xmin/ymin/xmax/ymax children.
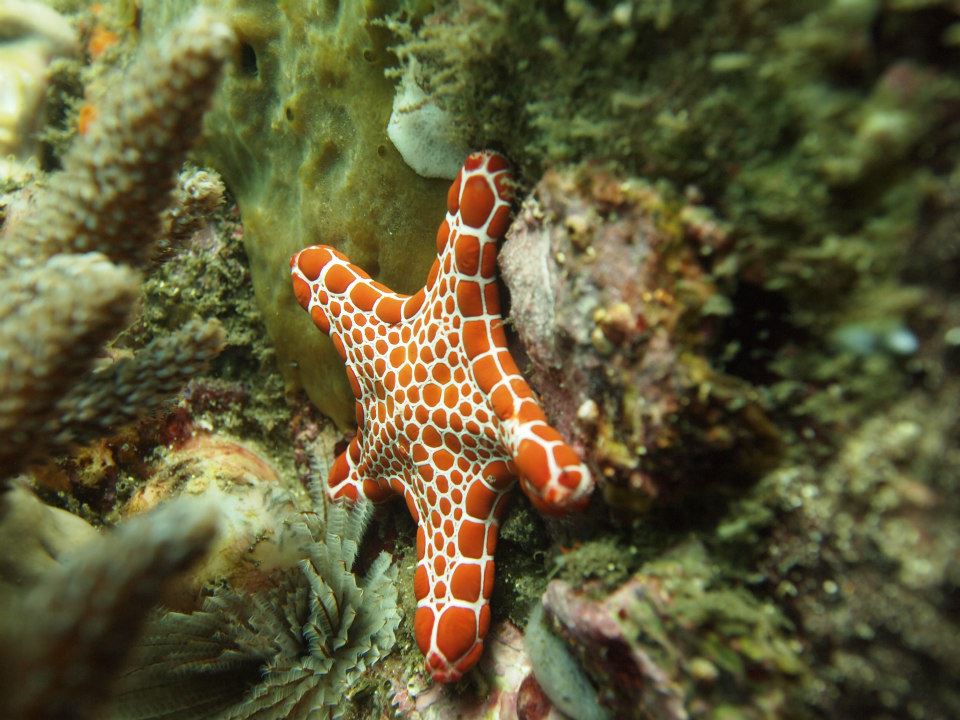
<box><xmin>0</xmin><ymin>11</ymin><xmax>236</xmax><ymax>478</ymax></box>
<box><xmin>0</xmin><ymin>482</ymin><xmax>97</xmax><ymax>592</ymax></box>
<box><xmin>110</xmin><ymin>499</ymin><xmax>400</xmax><ymax>720</ymax></box>
<box><xmin>50</xmin><ymin>317</ymin><xmax>225</xmax><ymax>450</ymax></box>
<box><xmin>0</xmin><ymin>10</ymin><xmax>233</xmax><ymax>269</ymax></box>
<box><xmin>0</xmin><ymin>253</ymin><xmax>139</xmax><ymax>472</ymax></box>
<box><xmin>0</xmin><ymin>494</ymin><xmax>220</xmax><ymax>720</ymax></box>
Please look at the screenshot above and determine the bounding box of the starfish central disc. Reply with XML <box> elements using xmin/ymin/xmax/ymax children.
<box><xmin>291</xmin><ymin>151</ymin><xmax>594</xmax><ymax>682</ymax></box>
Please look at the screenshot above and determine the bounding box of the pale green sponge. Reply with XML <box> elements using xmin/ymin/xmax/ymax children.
<box><xmin>142</xmin><ymin>0</ymin><xmax>448</xmax><ymax>427</ymax></box>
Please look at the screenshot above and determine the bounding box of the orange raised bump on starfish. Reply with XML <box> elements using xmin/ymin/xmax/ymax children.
<box><xmin>290</xmin><ymin>150</ymin><xmax>594</xmax><ymax>683</ymax></box>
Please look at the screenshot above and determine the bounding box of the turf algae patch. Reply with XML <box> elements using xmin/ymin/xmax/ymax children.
<box><xmin>142</xmin><ymin>0</ymin><xmax>447</xmax><ymax>428</ymax></box>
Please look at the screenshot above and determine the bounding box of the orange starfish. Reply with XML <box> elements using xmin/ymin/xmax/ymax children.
<box><xmin>290</xmin><ymin>151</ymin><xmax>594</xmax><ymax>682</ymax></box>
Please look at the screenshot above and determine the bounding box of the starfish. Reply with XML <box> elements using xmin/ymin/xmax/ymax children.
<box><xmin>290</xmin><ymin>151</ymin><xmax>594</xmax><ymax>682</ymax></box>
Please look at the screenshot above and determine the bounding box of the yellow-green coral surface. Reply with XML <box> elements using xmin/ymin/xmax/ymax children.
<box><xmin>142</xmin><ymin>0</ymin><xmax>446</xmax><ymax>427</ymax></box>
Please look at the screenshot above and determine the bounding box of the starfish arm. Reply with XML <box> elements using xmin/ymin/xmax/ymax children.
<box><xmin>326</xmin><ymin>435</ymin><xmax>366</xmax><ymax>502</ymax></box>
<box><xmin>439</xmin><ymin>153</ymin><xmax>594</xmax><ymax>514</ymax></box>
<box><xmin>414</xmin><ymin>545</ymin><xmax>497</xmax><ymax>684</ymax></box>
<box><xmin>327</xmin><ymin>434</ymin><xmax>399</xmax><ymax>504</ymax></box>
<box><xmin>291</xmin><ymin>245</ymin><xmax>429</xmax><ymax>336</ymax></box>
<box><xmin>408</xmin><ymin>460</ymin><xmax>512</xmax><ymax>683</ymax></box>
<box><xmin>467</xmin><ymin>331</ymin><xmax>593</xmax><ymax>513</ymax></box>
<box><xmin>292</xmin><ymin>244</ymin><xmax>431</xmax><ymax>438</ymax></box>
<box><xmin>461</xmin><ymin>322</ymin><xmax>594</xmax><ymax>513</ymax></box>
<box><xmin>506</xmin><ymin>408</ymin><xmax>594</xmax><ymax>514</ymax></box>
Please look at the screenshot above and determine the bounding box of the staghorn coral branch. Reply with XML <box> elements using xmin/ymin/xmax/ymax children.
<box><xmin>0</xmin><ymin>253</ymin><xmax>139</xmax><ymax>472</ymax></box>
<box><xmin>0</xmin><ymin>11</ymin><xmax>237</xmax><ymax>271</ymax></box>
<box><xmin>0</xmin><ymin>11</ymin><xmax>237</xmax><ymax>479</ymax></box>
<box><xmin>0</xmin><ymin>495</ymin><xmax>220</xmax><ymax>720</ymax></box>
<box><xmin>47</xmin><ymin>317</ymin><xmax>226</xmax><ymax>450</ymax></box>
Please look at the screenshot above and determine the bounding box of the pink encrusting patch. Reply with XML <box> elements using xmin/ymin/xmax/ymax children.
<box><xmin>290</xmin><ymin>151</ymin><xmax>594</xmax><ymax>682</ymax></box>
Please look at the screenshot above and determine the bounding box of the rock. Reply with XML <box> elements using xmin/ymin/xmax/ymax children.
<box><xmin>501</xmin><ymin>165</ymin><xmax>781</xmax><ymax>514</ymax></box>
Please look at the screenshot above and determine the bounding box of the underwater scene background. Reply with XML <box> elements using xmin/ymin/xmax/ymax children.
<box><xmin>0</xmin><ymin>0</ymin><xmax>958</xmax><ymax>718</ymax></box>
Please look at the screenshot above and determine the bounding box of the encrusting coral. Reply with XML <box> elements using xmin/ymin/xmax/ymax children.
<box><xmin>0</xmin><ymin>10</ymin><xmax>237</xmax><ymax>478</ymax></box>
<box><xmin>291</xmin><ymin>151</ymin><xmax>594</xmax><ymax>682</ymax></box>
<box><xmin>0</xmin><ymin>493</ymin><xmax>220</xmax><ymax>720</ymax></box>
<box><xmin>109</xmin><ymin>497</ymin><xmax>399</xmax><ymax>720</ymax></box>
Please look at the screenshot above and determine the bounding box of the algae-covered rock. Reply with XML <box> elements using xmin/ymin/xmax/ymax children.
<box><xmin>750</xmin><ymin>389</ymin><xmax>960</xmax><ymax>718</ymax></box>
<box><xmin>544</xmin><ymin>542</ymin><xmax>806</xmax><ymax>719</ymax></box>
<box><xmin>501</xmin><ymin>165</ymin><xmax>782</xmax><ymax>514</ymax></box>
<box><xmin>141</xmin><ymin>0</ymin><xmax>449</xmax><ymax>427</ymax></box>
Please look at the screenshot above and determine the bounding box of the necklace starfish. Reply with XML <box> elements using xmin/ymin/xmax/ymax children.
<box><xmin>291</xmin><ymin>151</ymin><xmax>594</xmax><ymax>682</ymax></box>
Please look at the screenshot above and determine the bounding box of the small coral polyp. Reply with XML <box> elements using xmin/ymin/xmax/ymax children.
<box><xmin>291</xmin><ymin>151</ymin><xmax>594</xmax><ymax>682</ymax></box>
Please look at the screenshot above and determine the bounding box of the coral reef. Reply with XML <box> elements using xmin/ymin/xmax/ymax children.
<box><xmin>139</xmin><ymin>0</ymin><xmax>451</xmax><ymax>427</ymax></box>
<box><xmin>0</xmin><ymin>10</ymin><xmax>236</xmax><ymax>478</ymax></box>
<box><xmin>383</xmin><ymin>6</ymin><xmax>960</xmax><ymax>713</ymax></box>
<box><xmin>0</xmin><ymin>11</ymin><xmax>234</xmax><ymax>269</ymax></box>
<box><xmin>110</xmin><ymin>498</ymin><xmax>399</xmax><ymax>720</ymax></box>
<box><xmin>5</xmin><ymin>0</ymin><xmax>955</xmax><ymax>717</ymax></box>
<box><xmin>0</xmin><ymin>253</ymin><xmax>139</xmax><ymax>475</ymax></box>
<box><xmin>0</xmin><ymin>493</ymin><xmax>220</xmax><ymax>720</ymax></box>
